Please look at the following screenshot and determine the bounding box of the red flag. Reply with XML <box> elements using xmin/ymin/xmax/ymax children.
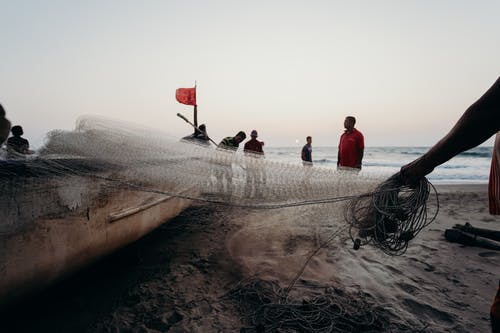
<box><xmin>175</xmin><ymin>87</ymin><xmax>197</xmax><ymax>106</ymax></box>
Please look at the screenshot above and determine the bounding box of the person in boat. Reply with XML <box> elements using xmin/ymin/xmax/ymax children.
<box><xmin>337</xmin><ymin>116</ymin><xmax>364</xmax><ymax>171</ymax></box>
<box><xmin>244</xmin><ymin>130</ymin><xmax>264</xmax><ymax>156</ymax></box>
<box><xmin>7</xmin><ymin>125</ymin><xmax>32</xmax><ymax>156</ymax></box>
<box><xmin>218</xmin><ymin>131</ymin><xmax>246</xmax><ymax>151</ymax></box>
<box><xmin>0</xmin><ymin>104</ymin><xmax>11</xmax><ymax>147</ymax></box>
<box><xmin>215</xmin><ymin>131</ymin><xmax>246</xmax><ymax>195</ymax></box>
<box><xmin>399</xmin><ymin>76</ymin><xmax>499</xmax><ymax>332</ymax></box>
<box><xmin>182</xmin><ymin>124</ymin><xmax>211</xmax><ymax>146</ymax></box>
<box><xmin>193</xmin><ymin>124</ymin><xmax>210</xmax><ymax>143</ymax></box>
<box><xmin>244</xmin><ymin>130</ymin><xmax>265</xmax><ymax>197</ymax></box>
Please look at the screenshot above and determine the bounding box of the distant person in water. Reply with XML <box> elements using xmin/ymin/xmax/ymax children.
<box><xmin>301</xmin><ymin>136</ymin><xmax>312</xmax><ymax>166</ymax></box>
<box><xmin>216</xmin><ymin>131</ymin><xmax>246</xmax><ymax>195</ymax></box>
<box><xmin>7</xmin><ymin>125</ymin><xmax>32</xmax><ymax>156</ymax></box>
<box><xmin>0</xmin><ymin>104</ymin><xmax>11</xmax><ymax>146</ymax></box>
<box><xmin>244</xmin><ymin>130</ymin><xmax>265</xmax><ymax>197</ymax></box>
<box><xmin>338</xmin><ymin>116</ymin><xmax>364</xmax><ymax>170</ymax></box>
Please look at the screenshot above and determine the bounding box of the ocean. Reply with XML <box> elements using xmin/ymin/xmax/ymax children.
<box><xmin>265</xmin><ymin>146</ymin><xmax>493</xmax><ymax>184</ymax></box>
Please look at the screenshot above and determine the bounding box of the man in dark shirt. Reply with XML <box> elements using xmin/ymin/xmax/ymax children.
<box><xmin>218</xmin><ymin>131</ymin><xmax>246</xmax><ymax>151</ymax></box>
<box><xmin>301</xmin><ymin>136</ymin><xmax>312</xmax><ymax>166</ymax></box>
<box><xmin>216</xmin><ymin>131</ymin><xmax>246</xmax><ymax>195</ymax></box>
<box><xmin>7</xmin><ymin>125</ymin><xmax>31</xmax><ymax>156</ymax></box>
<box><xmin>244</xmin><ymin>130</ymin><xmax>264</xmax><ymax>155</ymax></box>
<box><xmin>244</xmin><ymin>130</ymin><xmax>265</xmax><ymax>197</ymax></box>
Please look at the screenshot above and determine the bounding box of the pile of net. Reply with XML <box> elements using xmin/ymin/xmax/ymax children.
<box><xmin>227</xmin><ymin>278</ymin><xmax>423</xmax><ymax>333</ymax></box>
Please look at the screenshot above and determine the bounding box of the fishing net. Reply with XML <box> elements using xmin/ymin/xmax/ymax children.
<box><xmin>0</xmin><ymin>115</ymin><xmax>438</xmax><ymax>330</ymax></box>
<box><xmin>1</xmin><ymin>115</ymin><xmax>436</xmax><ymax>247</ymax></box>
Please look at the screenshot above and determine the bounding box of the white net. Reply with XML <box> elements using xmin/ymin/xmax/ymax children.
<box><xmin>0</xmin><ymin>115</ymin><xmax>439</xmax><ymax>331</ymax></box>
<box><xmin>0</xmin><ymin>115</ymin><xmax>436</xmax><ymax>249</ymax></box>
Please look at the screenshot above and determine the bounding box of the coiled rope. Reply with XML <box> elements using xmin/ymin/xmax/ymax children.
<box><xmin>346</xmin><ymin>173</ymin><xmax>439</xmax><ymax>255</ymax></box>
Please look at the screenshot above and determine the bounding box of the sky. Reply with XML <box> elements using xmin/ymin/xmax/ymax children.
<box><xmin>1</xmin><ymin>0</ymin><xmax>499</xmax><ymax>148</ymax></box>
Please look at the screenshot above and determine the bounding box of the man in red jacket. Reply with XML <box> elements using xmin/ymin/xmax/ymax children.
<box><xmin>338</xmin><ymin>116</ymin><xmax>364</xmax><ymax>170</ymax></box>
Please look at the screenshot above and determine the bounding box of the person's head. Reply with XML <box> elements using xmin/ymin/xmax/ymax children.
<box><xmin>199</xmin><ymin>124</ymin><xmax>206</xmax><ymax>132</ymax></box>
<box><xmin>11</xmin><ymin>125</ymin><xmax>23</xmax><ymax>137</ymax></box>
<box><xmin>251</xmin><ymin>130</ymin><xmax>258</xmax><ymax>138</ymax></box>
<box><xmin>306</xmin><ymin>136</ymin><xmax>312</xmax><ymax>145</ymax></box>
<box><xmin>344</xmin><ymin>116</ymin><xmax>356</xmax><ymax>132</ymax></box>
<box><xmin>234</xmin><ymin>131</ymin><xmax>246</xmax><ymax>143</ymax></box>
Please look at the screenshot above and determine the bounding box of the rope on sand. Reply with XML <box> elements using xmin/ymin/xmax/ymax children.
<box><xmin>227</xmin><ymin>278</ymin><xmax>423</xmax><ymax>333</ymax></box>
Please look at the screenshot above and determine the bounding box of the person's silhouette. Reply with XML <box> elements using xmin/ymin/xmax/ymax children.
<box><xmin>0</xmin><ymin>104</ymin><xmax>11</xmax><ymax>146</ymax></box>
<box><xmin>7</xmin><ymin>125</ymin><xmax>31</xmax><ymax>155</ymax></box>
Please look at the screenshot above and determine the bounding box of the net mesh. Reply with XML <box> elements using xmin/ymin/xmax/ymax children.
<box><xmin>1</xmin><ymin>115</ymin><xmax>437</xmax><ymax>249</ymax></box>
<box><xmin>0</xmin><ymin>115</ymin><xmax>438</xmax><ymax>331</ymax></box>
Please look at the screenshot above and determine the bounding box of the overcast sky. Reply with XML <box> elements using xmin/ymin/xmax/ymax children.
<box><xmin>1</xmin><ymin>0</ymin><xmax>499</xmax><ymax>148</ymax></box>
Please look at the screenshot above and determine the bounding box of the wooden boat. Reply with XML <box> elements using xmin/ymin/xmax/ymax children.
<box><xmin>0</xmin><ymin>158</ymin><xmax>195</xmax><ymax>307</ymax></box>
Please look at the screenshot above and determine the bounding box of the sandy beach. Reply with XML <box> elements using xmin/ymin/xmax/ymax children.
<box><xmin>1</xmin><ymin>183</ymin><xmax>499</xmax><ymax>332</ymax></box>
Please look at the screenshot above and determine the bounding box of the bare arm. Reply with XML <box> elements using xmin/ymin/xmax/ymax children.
<box><xmin>401</xmin><ymin>77</ymin><xmax>500</xmax><ymax>184</ymax></box>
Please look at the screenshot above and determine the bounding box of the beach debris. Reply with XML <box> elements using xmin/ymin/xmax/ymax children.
<box><xmin>445</xmin><ymin>223</ymin><xmax>500</xmax><ymax>251</ymax></box>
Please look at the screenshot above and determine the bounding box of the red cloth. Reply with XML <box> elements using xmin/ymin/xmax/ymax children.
<box><xmin>490</xmin><ymin>133</ymin><xmax>500</xmax><ymax>215</ymax></box>
<box><xmin>338</xmin><ymin>128</ymin><xmax>364</xmax><ymax>168</ymax></box>
<box><xmin>244</xmin><ymin>139</ymin><xmax>264</xmax><ymax>155</ymax></box>
<box><xmin>491</xmin><ymin>282</ymin><xmax>500</xmax><ymax>328</ymax></box>
<box><xmin>175</xmin><ymin>87</ymin><xmax>197</xmax><ymax>106</ymax></box>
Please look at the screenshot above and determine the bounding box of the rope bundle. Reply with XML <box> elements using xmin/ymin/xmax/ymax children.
<box><xmin>345</xmin><ymin>173</ymin><xmax>439</xmax><ymax>255</ymax></box>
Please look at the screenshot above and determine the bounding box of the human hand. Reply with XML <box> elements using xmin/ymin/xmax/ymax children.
<box><xmin>400</xmin><ymin>156</ymin><xmax>434</xmax><ymax>186</ymax></box>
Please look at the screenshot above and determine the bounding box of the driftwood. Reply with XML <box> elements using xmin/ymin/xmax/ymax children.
<box><xmin>444</xmin><ymin>223</ymin><xmax>500</xmax><ymax>251</ymax></box>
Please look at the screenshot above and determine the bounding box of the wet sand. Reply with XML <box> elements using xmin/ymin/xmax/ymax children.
<box><xmin>1</xmin><ymin>184</ymin><xmax>499</xmax><ymax>332</ymax></box>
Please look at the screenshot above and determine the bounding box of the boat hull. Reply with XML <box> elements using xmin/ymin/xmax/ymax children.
<box><xmin>0</xmin><ymin>159</ymin><xmax>195</xmax><ymax>307</ymax></box>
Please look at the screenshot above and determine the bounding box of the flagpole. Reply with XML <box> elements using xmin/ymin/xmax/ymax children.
<box><xmin>193</xmin><ymin>81</ymin><xmax>198</xmax><ymax>128</ymax></box>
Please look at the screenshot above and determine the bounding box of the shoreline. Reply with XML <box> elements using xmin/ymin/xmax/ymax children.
<box><xmin>435</xmin><ymin>183</ymin><xmax>489</xmax><ymax>192</ymax></box>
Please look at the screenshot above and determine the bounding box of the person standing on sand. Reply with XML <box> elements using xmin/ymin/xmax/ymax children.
<box><xmin>0</xmin><ymin>104</ymin><xmax>11</xmax><ymax>146</ymax></box>
<box><xmin>244</xmin><ymin>130</ymin><xmax>265</xmax><ymax>197</ymax></box>
<box><xmin>337</xmin><ymin>116</ymin><xmax>364</xmax><ymax>170</ymax></box>
<box><xmin>398</xmin><ymin>76</ymin><xmax>500</xmax><ymax>332</ymax></box>
<box><xmin>244</xmin><ymin>130</ymin><xmax>264</xmax><ymax>156</ymax></box>
<box><xmin>301</xmin><ymin>136</ymin><xmax>312</xmax><ymax>166</ymax></box>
